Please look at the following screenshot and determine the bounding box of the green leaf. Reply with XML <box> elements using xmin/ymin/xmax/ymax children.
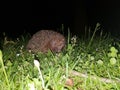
<box><xmin>97</xmin><ymin>60</ymin><xmax>103</xmax><ymax>65</ymax></box>
<box><xmin>110</xmin><ymin>58</ymin><xmax>117</xmax><ymax>65</ymax></box>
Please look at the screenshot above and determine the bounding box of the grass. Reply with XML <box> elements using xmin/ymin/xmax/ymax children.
<box><xmin>0</xmin><ymin>23</ymin><xmax>120</xmax><ymax>90</ymax></box>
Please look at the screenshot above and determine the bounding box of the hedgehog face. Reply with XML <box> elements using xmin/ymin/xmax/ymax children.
<box><xmin>50</xmin><ymin>38</ymin><xmax>66</xmax><ymax>53</ymax></box>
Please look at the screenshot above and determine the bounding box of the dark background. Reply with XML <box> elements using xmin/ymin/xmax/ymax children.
<box><xmin>1</xmin><ymin>0</ymin><xmax>120</xmax><ymax>38</ymax></box>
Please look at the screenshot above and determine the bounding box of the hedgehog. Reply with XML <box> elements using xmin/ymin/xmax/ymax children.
<box><xmin>26</xmin><ymin>30</ymin><xmax>66</xmax><ymax>53</ymax></box>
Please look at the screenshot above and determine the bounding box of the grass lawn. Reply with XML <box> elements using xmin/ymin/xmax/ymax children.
<box><xmin>0</xmin><ymin>23</ymin><xmax>120</xmax><ymax>90</ymax></box>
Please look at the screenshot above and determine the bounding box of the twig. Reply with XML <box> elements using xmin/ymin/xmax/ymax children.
<box><xmin>70</xmin><ymin>70</ymin><xmax>120</xmax><ymax>83</ymax></box>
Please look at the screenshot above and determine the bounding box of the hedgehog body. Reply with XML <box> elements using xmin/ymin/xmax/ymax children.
<box><xmin>26</xmin><ymin>30</ymin><xmax>66</xmax><ymax>53</ymax></box>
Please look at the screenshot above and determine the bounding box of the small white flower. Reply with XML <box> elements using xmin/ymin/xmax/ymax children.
<box><xmin>34</xmin><ymin>60</ymin><xmax>40</xmax><ymax>68</ymax></box>
<box><xmin>20</xmin><ymin>45</ymin><xmax>24</xmax><ymax>50</ymax></box>
<box><xmin>16</xmin><ymin>53</ymin><xmax>20</xmax><ymax>57</ymax></box>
